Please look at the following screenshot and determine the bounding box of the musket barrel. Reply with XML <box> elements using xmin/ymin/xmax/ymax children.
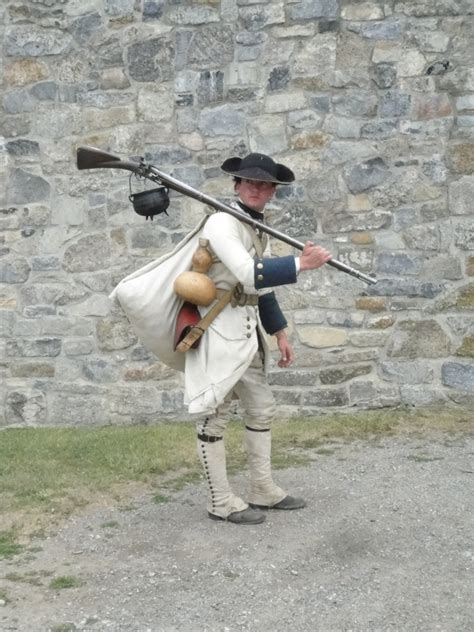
<box><xmin>146</xmin><ymin>165</ymin><xmax>376</xmax><ymax>286</ymax></box>
<box><xmin>76</xmin><ymin>147</ymin><xmax>376</xmax><ymax>286</ymax></box>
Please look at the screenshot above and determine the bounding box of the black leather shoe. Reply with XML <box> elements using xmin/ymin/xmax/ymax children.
<box><xmin>208</xmin><ymin>507</ymin><xmax>266</xmax><ymax>524</ymax></box>
<box><xmin>249</xmin><ymin>495</ymin><xmax>306</xmax><ymax>510</ymax></box>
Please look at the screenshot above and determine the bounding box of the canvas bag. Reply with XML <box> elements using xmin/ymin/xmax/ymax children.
<box><xmin>109</xmin><ymin>216</ymin><xmax>209</xmax><ymax>372</ymax></box>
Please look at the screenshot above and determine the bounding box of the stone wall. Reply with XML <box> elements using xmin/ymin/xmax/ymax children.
<box><xmin>1</xmin><ymin>0</ymin><xmax>473</xmax><ymax>427</ymax></box>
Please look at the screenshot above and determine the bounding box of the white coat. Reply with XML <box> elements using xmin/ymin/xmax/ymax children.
<box><xmin>184</xmin><ymin>209</ymin><xmax>273</xmax><ymax>414</ymax></box>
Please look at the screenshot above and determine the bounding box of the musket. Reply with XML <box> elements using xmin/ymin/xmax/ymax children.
<box><xmin>76</xmin><ymin>146</ymin><xmax>376</xmax><ymax>286</ymax></box>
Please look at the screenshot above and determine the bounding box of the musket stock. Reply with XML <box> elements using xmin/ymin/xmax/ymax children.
<box><xmin>76</xmin><ymin>146</ymin><xmax>376</xmax><ymax>286</ymax></box>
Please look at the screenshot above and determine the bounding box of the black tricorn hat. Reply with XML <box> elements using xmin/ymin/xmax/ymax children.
<box><xmin>221</xmin><ymin>152</ymin><xmax>295</xmax><ymax>185</ymax></box>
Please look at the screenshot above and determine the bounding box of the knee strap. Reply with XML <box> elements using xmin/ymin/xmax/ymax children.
<box><xmin>245</xmin><ymin>426</ymin><xmax>270</xmax><ymax>433</ymax></box>
<box><xmin>198</xmin><ymin>432</ymin><xmax>223</xmax><ymax>443</ymax></box>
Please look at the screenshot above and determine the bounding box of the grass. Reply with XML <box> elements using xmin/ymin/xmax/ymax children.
<box><xmin>0</xmin><ymin>530</ymin><xmax>23</xmax><ymax>559</ymax></box>
<box><xmin>49</xmin><ymin>575</ymin><xmax>83</xmax><ymax>590</ymax></box>
<box><xmin>0</xmin><ymin>407</ymin><xmax>471</xmax><ymax>547</ymax></box>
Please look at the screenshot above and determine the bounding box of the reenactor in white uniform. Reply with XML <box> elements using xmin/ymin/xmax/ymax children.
<box><xmin>187</xmin><ymin>153</ymin><xmax>332</xmax><ymax>525</ymax></box>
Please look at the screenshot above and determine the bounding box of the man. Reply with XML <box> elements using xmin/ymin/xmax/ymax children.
<box><xmin>184</xmin><ymin>152</ymin><xmax>332</xmax><ymax>525</ymax></box>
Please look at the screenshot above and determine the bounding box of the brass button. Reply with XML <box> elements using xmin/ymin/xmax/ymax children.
<box><xmin>257</xmin><ymin>274</ymin><xmax>264</xmax><ymax>281</ymax></box>
<box><xmin>257</xmin><ymin>262</ymin><xmax>263</xmax><ymax>269</ymax></box>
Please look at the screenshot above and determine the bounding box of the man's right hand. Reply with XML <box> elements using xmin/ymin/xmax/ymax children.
<box><xmin>299</xmin><ymin>241</ymin><xmax>332</xmax><ymax>271</ymax></box>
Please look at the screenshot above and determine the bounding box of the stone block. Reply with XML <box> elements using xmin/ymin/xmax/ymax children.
<box><xmin>322</xmin><ymin>211</ymin><xmax>391</xmax><ymax>233</ymax></box>
<box><xmin>342</xmin><ymin>3</ymin><xmax>384</xmax><ymax>20</ymax></box>
<box><xmin>0</xmin><ymin>258</ymin><xmax>31</xmax><ymax>284</ymax></box>
<box><xmin>0</xmin><ymin>311</ymin><xmax>15</xmax><ymax>337</ymax></box>
<box><xmin>338</xmin><ymin>247</ymin><xmax>374</xmax><ymax>272</ymax></box>
<box><xmin>3</xmin><ymin>90</ymin><xmax>36</xmax><ymax>114</ymax></box>
<box><xmin>268</xmin><ymin>66</ymin><xmax>290</xmax><ymax>91</ymax></box>
<box><xmin>367</xmin><ymin>315</ymin><xmax>395</xmax><ymax>329</ymax></box>
<box><xmin>320</xmin><ymin>364</ymin><xmax>372</xmax><ymax>384</ymax></box>
<box><xmin>6</xmin><ymin>389</ymin><xmax>47</xmax><ymax>426</ymax></box>
<box><xmin>7</xmin><ymin>169</ymin><xmax>50</xmax><ymax>205</ymax></box>
<box><xmin>199</xmin><ymin>104</ymin><xmax>246</xmax><ymax>137</ymax></box>
<box><xmin>248</xmin><ymin>116</ymin><xmax>287</xmax><ymax>154</ymax></box>
<box><xmin>105</xmin><ymin>0</ymin><xmax>135</xmax><ymax>17</ymax></box>
<box><xmin>301</xmin><ymin>387</ymin><xmax>349</xmax><ymax>408</ymax></box>
<box><xmin>288</xmin><ymin>0</ymin><xmax>339</xmax><ymax>21</ymax></box>
<box><xmin>239</xmin><ymin>3</ymin><xmax>285</xmax><ymax>30</ymax></box>
<box><xmin>290</xmin><ymin>131</ymin><xmax>328</xmax><ymax>150</ymax></box>
<box><xmin>127</xmin><ymin>37</ymin><xmax>174</xmax><ymax>82</ymax></box>
<box><xmin>412</xmin><ymin>93</ymin><xmax>453</xmax><ymax>120</ymax></box>
<box><xmin>449</xmin><ymin>176</ymin><xmax>474</xmax><ymax>216</ymax></box>
<box><xmin>375</xmin><ymin>252</ymin><xmax>423</xmax><ymax>275</ymax></box>
<box><xmin>177</xmin><ymin>25</ymin><xmax>234</xmax><ymax>69</ymax></box>
<box><xmin>6</xmin><ymin>338</ymin><xmax>62</xmax><ymax>358</ymax></box>
<box><xmin>403</xmin><ymin>224</ymin><xmax>441</xmax><ymax>251</ymax></box>
<box><xmin>96</xmin><ymin>318</ymin><xmax>137</xmax><ymax>351</ymax></box>
<box><xmin>5</xmin><ymin>26</ymin><xmax>72</xmax><ymax>57</ymax></box>
<box><xmin>356</xmin><ymin>18</ymin><xmax>401</xmax><ymax>40</ymax></box>
<box><xmin>344</xmin><ymin>158</ymin><xmax>389</xmax><ymax>194</ymax></box>
<box><xmin>400</xmin><ymin>385</ymin><xmax>446</xmax><ymax>406</ymax></box>
<box><xmin>456</xmin><ymin>335</ymin><xmax>474</xmax><ymax>358</ymax></box>
<box><xmin>4</xmin><ymin>59</ymin><xmax>49</xmax><ymax>86</ymax></box>
<box><xmin>448</xmin><ymin>144</ymin><xmax>474</xmax><ymax>174</ymax></box>
<box><xmin>388</xmin><ymin>320</ymin><xmax>451</xmax><ymax>359</ymax></box>
<box><xmin>6</xmin><ymin>139</ymin><xmax>40</xmax><ymax>157</ymax></box>
<box><xmin>268</xmin><ymin>369</ymin><xmax>318</xmax><ymax>387</ymax></box>
<box><xmin>293</xmin><ymin>33</ymin><xmax>337</xmax><ymax>78</ymax></box>
<box><xmin>63</xmin><ymin>234</ymin><xmax>111</xmax><ymax>273</ymax></box>
<box><xmin>64</xmin><ymin>339</ymin><xmax>95</xmax><ymax>357</ymax></box>
<box><xmin>397</xmin><ymin>49</ymin><xmax>426</xmax><ymax>77</ymax></box>
<box><xmin>49</xmin><ymin>390</ymin><xmax>108</xmax><ymax>426</ymax></box>
<box><xmin>355</xmin><ymin>297</ymin><xmax>386</xmax><ymax>312</ymax></box>
<box><xmin>265</xmin><ymin>91</ymin><xmax>307</xmax><ymax>113</ymax></box>
<box><xmin>10</xmin><ymin>362</ymin><xmax>55</xmax><ymax>378</ymax></box>
<box><xmin>349</xmin><ymin>380</ymin><xmax>400</xmax><ymax>408</ymax></box>
<box><xmin>349</xmin><ymin>331</ymin><xmax>389</xmax><ymax>347</ymax></box>
<box><xmin>467</xmin><ymin>257</ymin><xmax>474</xmax><ymax>276</ymax></box>
<box><xmin>378</xmin><ymin>90</ymin><xmax>411</xmax><ymax>118</ymax></box>
<box><xmin>379</xmin><ymin>360</ymin><xmax>433</xmax><ymax>384</ymax></box>
<box><xmin>167</xmin><ymin>5</ymin><xmax>219</xmax><ymax>25</ymax></box>
<box><xmin>273</xmin><ymin>389</ymin><xmax>302</xmax><ymax>407</ymax></box>
<box><xmin>83</xmin><ymin>359</ymin><xmax>119</xmax><ymax>383</ymax></box>
<box><xmin>297</xmin><ymin>326</ymin><xmax>348</xmax><ymax>348</ymax></box>
<box><xmin>454</xmin><ymin>220</ymin><xmax>474</xmax><ymax>251</ymax></box>
<box><xmin>442</xmin><ymin>361</ymin><xmax>474</xmax><ymax>392</ymax></box>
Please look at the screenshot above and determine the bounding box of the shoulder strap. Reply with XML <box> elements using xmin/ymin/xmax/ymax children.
<box><xmin>243</xmin><ymin>223</ymin><xmax>267</xmax><ymax>258</ymax></box>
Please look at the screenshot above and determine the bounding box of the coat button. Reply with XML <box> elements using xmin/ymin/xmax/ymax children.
<box><xmin>257</xmin><ymin>262</ymin><xmax>263</xmax><ymax>269</ymax></box>
<box><xmin>257</xmin><ymin>274</ymin><xmax>264</xmax><ymax>281</ymax></box>
<box><xmin>246</xmin><ymin>333</ymin><xmax>251</xmax><ymax>338</ymax></box>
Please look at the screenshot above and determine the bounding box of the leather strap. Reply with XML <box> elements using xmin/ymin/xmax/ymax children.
<box><xmin>176</xmin><ymin>287</ymin><xmax>234</xmax><ymax>352</ymax></box>
<box><xmin>197</xmin><ymin>432</ymin><xmax>223</xmax><ymax>443</ymax></box>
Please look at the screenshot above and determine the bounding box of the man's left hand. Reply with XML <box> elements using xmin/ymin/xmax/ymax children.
<box><xmin>275</xmin><ymin>330</ymin><xmax>295</xmax><ymax>368</ymax></box>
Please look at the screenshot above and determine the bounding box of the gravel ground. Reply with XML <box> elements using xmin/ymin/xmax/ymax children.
<box><xmin>0</xmin><ymin>431</ymin><xmax>473</xmax><ymax>632</ymax></box>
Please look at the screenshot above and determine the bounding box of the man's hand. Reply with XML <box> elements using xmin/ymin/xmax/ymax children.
<box><xmin>275</xmin><ymin>329</ymin><xmax>294</xmax><ymax>368</ymax></box>
<box><xmin>300</xmin><ymin>241</ymin><xmax>332</xmax><ymax>271</ymax></box>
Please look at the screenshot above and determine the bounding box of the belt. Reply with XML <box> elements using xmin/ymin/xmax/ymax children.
<box><xmin>215</xmin><ymin>287</ymin><xmax>259</xmax><ymax>307</ymax></box>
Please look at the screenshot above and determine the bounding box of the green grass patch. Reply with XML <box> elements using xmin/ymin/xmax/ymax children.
<box><xmin>0</xmin><ymin>530</ymin><xmax>23</xmax><ymax>559</ymax></box>
<box><xmin>49</xmin><ymin>575</ymin><xmax>83</xmax><ymax>590</ymax></box>
<box><xmin>0</xmin><ymin>407</ymin><xmax>471</xmax><ymax>534</ymax></box>
<box><xmin>152</xmin><ymin>494</ymin><xmax>169</xmax><ymax>504</ymax></box>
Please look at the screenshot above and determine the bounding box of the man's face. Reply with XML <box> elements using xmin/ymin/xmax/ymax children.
<box><xmin>235</xmin><ymin>178</ymin><xmax>276</xmax><ymax>212</ymax></box>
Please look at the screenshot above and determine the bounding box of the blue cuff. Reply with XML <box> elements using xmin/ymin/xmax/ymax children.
<box><xmin>258</xmin><ymin>292</ymin><xmax>287</xmax><ymax>335</ymax></box>
<box><xmin>254</xmin><ymin>256</ymin><xmax>297</xmax><ymax>289</ymax></box>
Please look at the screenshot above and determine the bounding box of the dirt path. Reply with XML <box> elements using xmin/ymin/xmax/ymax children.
<box><xmin>1</xmin><ymin>431</ymin><xmax>473</xmax><ymax>632</ymax></box>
